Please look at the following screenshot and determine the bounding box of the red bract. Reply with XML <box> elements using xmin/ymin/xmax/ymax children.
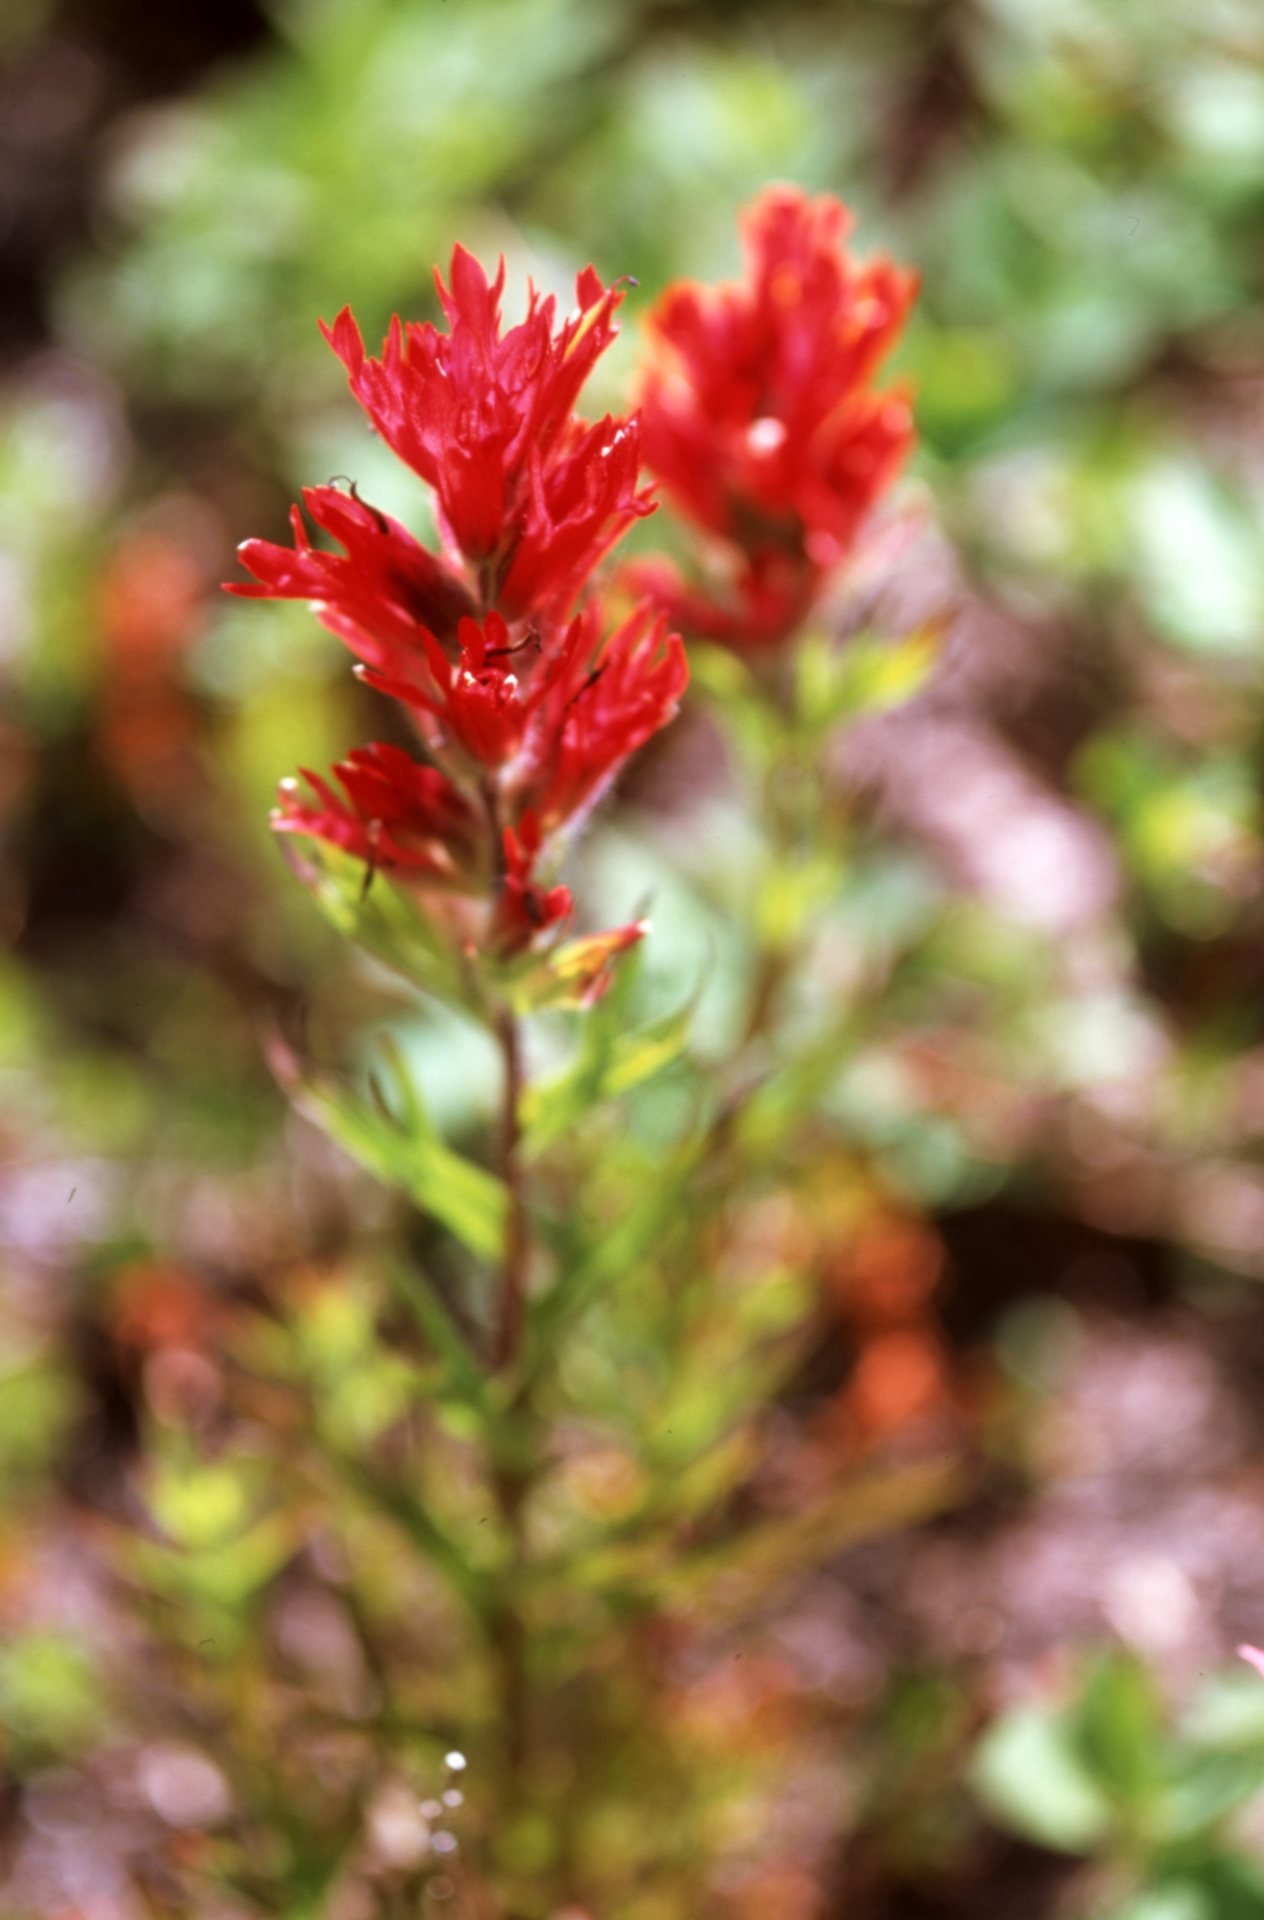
<box><xmin>626</xmin><ymin>551</ymin><xmax>817</xmax><ymax>653</ymax></box>
<box><xmin>358</xmin><ymin>602</ymin><xmax>687</xmax><ymax>833</ymax></box>
<box><xmin>272</xmin><ymin>744</ymin><xmax>484</xmax><ymax>887</ymax></box>
<box><xmin>322</xmin><ymin>249</ymin><xmax>655</xmax><ymax>617</ymax></box>
<box><xmin>491</xmin><ymin>817</ymin><xmax>573</xmax><ymax>955</ymax></box>
<box><xmin>228</xmin><ymin>485</ymin><xmax>475</xmax><ymax>664</ymax></box>
<box><xmin>636</xmin><ymin>185</ymin><xmax>916</xmax><ymax>648</ymax></box>
<box><xmin>359</xmin><ymin>608</ymin><xmax>539</xmax><ymax>767</ymax></box>
<box><xmin>523</xmin><ymin>603</ymin><xmax>688</xmax><ymax>833</ymax></box>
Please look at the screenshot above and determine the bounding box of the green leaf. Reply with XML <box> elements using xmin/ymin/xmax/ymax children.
<box><xmin>275</xmin><ymin>1034</ymin><xmax>507</xmax><ymax>1262</ymax></box>
<box><xmin>1074</xmin><ymin>1649</ymin><xmax>1166</xmax><ymax>1809</ymax></box>
<box><xmin>795</xmin><ymin>621</ymin><xmax>943</xmax><ymax>735</ymax></box>
<box><xmin>527</xmin><ymin>1138</ymin><xmax>701</xmax><ymax>1359</ymax></box>
<box><xmin>281</xmin><ymin>840</ymin><xmax>471</xmax><ymax>1004</ymax></box>
<box><xmin>320</xmin><ymin>1445</ymin><xmax>492</xmax><ymax>1621</ymax></box>
<box><xmin>688</xmin><ymin>642</ymin><xmax>781</xmax><ymax>769</ymax></box>
<box><xmin>559</xmin><ymin>1457</ymin><xmax>962</xmax><ymax>1619</ymax></box>
<box><xmin>525</xmin><ymin>966</ymin><xmax>695</xmax><ymax>1154</ymax></box>
<box><xmin>388</xmin><ymin>1258</ymin><xmax>494</xmax><ymax>1417</ymax></box>
<box><xmin>1164</xmin><ymin>1750</ymin><xmax>1264</xmax><ymax>1840</ymax></box>
<box><xmin>973</xmin><ymin>1705</ymin><xmax>1115</xmax><ymax>1853</ymax></box>
<box><xmin>661</xmin><ymin>1456</ymin><xmax>963</xmax><ymax>1615</ymax></box>
<box><xmin>0</xmin><ymin>1631</ymin><xmax>105</xmax><ymax>1759</ymax></box>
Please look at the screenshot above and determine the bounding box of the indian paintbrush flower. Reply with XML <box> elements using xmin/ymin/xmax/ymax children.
<box><xmin>631</xmin><ymin>185</ymin><xmax>917</xmax><ymax>650</ymax></box>
<box><xmin>231</xmin><ymin>243</ymin><xmax>685</xmax><ymax>978</ymax></box>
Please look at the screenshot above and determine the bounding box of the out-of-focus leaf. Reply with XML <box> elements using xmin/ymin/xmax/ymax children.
<box><xmin>972</xmin><ymin>1705</ymin><xmax>1115</xmax><ymax>1853</ymax></box>
<box><xmin>687</xmin><ymin>642</ymin><xmax>780</xmax><ymax>771</ymax></box>
<box><xmin>526</xmin><ymin>1138</ymin><xmax>702</xmax><ymax>1360</ymax></box>
<box><xmin>389</xmin><ymin>1258</ymin><xmax>496</xmax><ymax>1420</ymax></box>
<box><xmin>661</xmin><ymin>1456</ymin><xmax>963</xmax><ymax>1614</ymax></box>
<box><xmin>795</xmin><ymin>621</ymin><xmax>944</xmax><ymax>735</ymax></box>
<box><xmin>280</xmin><ymin>840</ymin><xmax>471</xmax><ymax>1004</ymax></box>
<box><xmin>1165</xmin><ymin>1751</ymin><xmax>1264</xmax><ymax>1839</ymax></box>
<box><xmin>1074</xmin><ymin>1649</ymin><xmax>1166</xmax><ymax>1809</ymax></box>
<box><xmin>560</xmin><ymin>1457</ymin><xmax>962</xmax><ymax>1617</ymax></box>
<box><xmin>1193</xmin><ymin>1854</ymin><xmax>1264</xmax><ymax>1918</ymax></box>
<box><xmin>138</xmin><ymin>1512</ymin><xmax>301</xmax><ymax>1610</ymax></box>
<box><xmin>1185</xmin><ymin>1671</ymin><xmax>1264</xmax><ymax>1750</ymax></box>
<box><xmin>0</xmin><ymin>1358</ymin><xmax>79</xmax><ymax>1480</ymax></box>
<box><xmin>1107</xmin><ymin>1890</ymin><xmax>1211</xmax><ymax>1920</ymax></box>
<box><xmin>273</xmin><ymin>1034</ymin><xmax>507</xmax><ymax>1262</ymax></box>
<box><xmin>1131</xmin><ymin>461</ymin><xmax>1264</xmax><ymax>657</ymax></box>
<box><xmin>0</xmin><ymin>1631</ymin><xmax>105</xmax><ymax>1761</ymax></box>
<box><xmin>148</xmin><ymin>1455</ymin><xmax>257</xmax><ymax>1552</ymax></box>
<box><xmin>525</xmin><ymin>971</ymin><xmax>696</xmax><ymax>1154</ymax></box>
<box><xmin>319</xmin><ymin>1443</ymin><xmax>492</xmax><ymax>1620</ymax></box>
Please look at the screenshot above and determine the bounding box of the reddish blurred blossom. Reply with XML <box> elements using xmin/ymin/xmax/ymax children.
<box><xmin>823</xmin><ymin>1212</ymin><xmax>955</xmax><ymax>1449</ymax></box>
<box><xmin>98</xmin><ymin>524</ymin><xmax>213</xmax><ymax>804</ymax></box>
<box><xmin>1239</xmin><ymin>1644</ymin><xmax>1264</xmax><ymax>1678</ymax></box>
<box><xmin>632</xmin><ymin>185</ymin><xmax>916</xmax><ymax>649</ymax></box>
<box><xmin>100</xmin><ymin>528</ymin><xmax>208</xmax><ymax>667</ymax></box>
<box><xmin>109</xmin><ymin>1263</ymin><xmax>226</xmax><ymax>1354</ymax></box>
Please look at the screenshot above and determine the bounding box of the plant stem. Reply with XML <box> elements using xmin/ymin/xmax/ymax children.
<box><xmin>490</xmin><ymin>1005</ymin><xmax>533</xmax><ymax>1868</ymax></box>
<box><xmin>493</xmin><ymin>1007</ymin><xmax>529</xmax><ymax>1373</ymax></box>
<box><xmin>491</xmin><ymin>1463</ymin><xmax>530</xmax><ymax>1778</ymax></box>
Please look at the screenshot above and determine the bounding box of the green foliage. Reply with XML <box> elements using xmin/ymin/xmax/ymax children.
<box><xmin>974</xmin><ymin>1653</ymin><xmax>1264</xmax><ymax>1917</ymax></box>
<box><xmin>0</xmin><ymin>1632</ymin><xmax>106</xmax><ymax>1766</ymax></box>
<box><xmin>524</xmin><ymin>955</ymin><xmax>696</xmax><ymax>1154</ymax></box>
<box><xmin>275</xmin><ymin>1029</ymin><xmax>509</xmax><ymax>1261</ymax></box>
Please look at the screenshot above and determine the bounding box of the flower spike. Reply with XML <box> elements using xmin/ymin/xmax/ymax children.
<box><xmin>231</xmin><ymin>236</ymin><xmax>685</xmax><ymax>981</ymax></box>
<box><xmin>633</xmin><ymin>184</ymin><xmax>917</xmax><ymax>649</ymax></box>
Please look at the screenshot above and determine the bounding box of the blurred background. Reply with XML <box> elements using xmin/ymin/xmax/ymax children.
<box><xmin>5</xmin><ymin>0</ymin><xmax>1264</xmax><ymax>1915</ymax></box>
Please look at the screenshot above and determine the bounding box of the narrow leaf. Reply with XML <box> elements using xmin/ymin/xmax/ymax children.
<box><xmin>275</xmin><ymin>1039</ymin><xmax>507</xmax><ymax>1263</ymax></box>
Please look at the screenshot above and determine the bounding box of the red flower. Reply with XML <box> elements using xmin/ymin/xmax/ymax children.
<box><xmin>522</xmin><ymin>602</ymin><xmax>688</xmax><ymax>833</ymax></box>
<box><xmin>625</xmin><ymin>551</ymin><xmax>817</xmax><ymax>653</ymax></box>
<box><xmin>357</xmin><ymin>602</ymin><xmax>687</xmax><ymax>833</ymax></box>
<box><xmin>232</xmin><ymin>239</ymin><xmax>687</xmax><ymax>978</ymax></box>
<box><xmin>273</xmin><ymin>749</ymin><xmax>579</xmax><ymax>960</ymax></box>
<box><xmin>322</xmin><ymin>248</ymin><xmax>655</xmax><ymax>618</ymax></box>
<box><xmin>490</xmin><ymin>815</ymin><xmax>573</xmax><ymax>955</ymax></box>
<box><xmin>356</xmin><ymin>608</ymin><xmax>539</xmax><ymax>767</ymax></box>
<box><xmin>272</xmin><ymin>743</ymin><xmax>484</xmax><ymax>887</ymax></box>
<box><xmin>228</xmin><ymin>484</ymin><xmax>475</xmax><ymax>664</ymax></box>
<box><xmin>635</xmin><ymin>185</ymin><xmax>916</xmax><ymax>647</ymax></box>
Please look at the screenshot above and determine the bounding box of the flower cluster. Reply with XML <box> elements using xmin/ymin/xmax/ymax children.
<box><xmin>230</xmin><ymin>247</ymin><xmax>686</xmax><ymax>978</ymax></box>
<box><xmin>631</xmin><ymin>186</ymin><xmax>917</xmax><ymax>650</ymax></box>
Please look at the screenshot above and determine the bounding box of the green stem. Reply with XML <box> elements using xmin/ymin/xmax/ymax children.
<box><xmin>492</xmin><ymin>1007</ymin><xmax>530</xmax><ymax>1374</ymax></box>
<box><xmin>490</xmin><ymin>1006</ymin><xmax>535</xmax><ymax>1884</ymax></box>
